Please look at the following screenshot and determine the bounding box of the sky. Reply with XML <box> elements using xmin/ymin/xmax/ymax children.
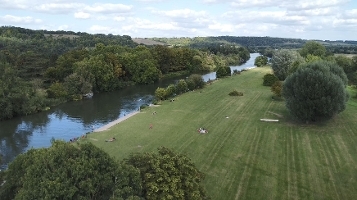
<box><xmin>0</xmin><ymin>0</ymin><xmax>356</xmax><ymax>41</ymax></box>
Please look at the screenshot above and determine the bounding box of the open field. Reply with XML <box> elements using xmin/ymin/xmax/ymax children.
<box><xmin>87</xmin><ymin>67</ymin><xmax>357</xmax><ymax>199</ymax></box>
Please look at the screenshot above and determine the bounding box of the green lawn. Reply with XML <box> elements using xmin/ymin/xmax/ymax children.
<box><xmin>87</xmin><ymin>66</ymin><xmax>357</xmax><ymax>200</ymax></box>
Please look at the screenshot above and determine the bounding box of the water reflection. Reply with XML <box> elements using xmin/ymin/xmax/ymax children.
<box><xmin>0</xmin><ymin>113</ymin><xmax>51</xmax><ymax>169</ymax></box>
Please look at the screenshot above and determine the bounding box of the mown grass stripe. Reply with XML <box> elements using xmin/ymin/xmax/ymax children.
<box><xmin>234</xmin><ymin>128</ymin><xmax>262</xmax><ymax>200</ymax></box>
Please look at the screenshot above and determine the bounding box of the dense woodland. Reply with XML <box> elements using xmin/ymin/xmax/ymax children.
<box><xmin>0</xmin><ymin>26</ymin><xmax>250</xmax><ymax>120</ymax></box>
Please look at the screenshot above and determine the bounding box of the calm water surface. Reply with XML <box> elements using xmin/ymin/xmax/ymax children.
<box><xmin>0</xmin><ymin>53</ymin><xmax>259</xmax><ymax>169</ymax></box>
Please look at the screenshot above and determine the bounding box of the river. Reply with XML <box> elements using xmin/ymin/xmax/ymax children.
<box><xmin>0</xmin><ymin>53</ymin><xmax>259</xmax><ymax>169</ymax></box>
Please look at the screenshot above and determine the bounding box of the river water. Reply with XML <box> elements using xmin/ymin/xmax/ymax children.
<box><xmin>0</xmin><ymin>53</ymin><xmax>259</xmax><ymax>169</ymax></box>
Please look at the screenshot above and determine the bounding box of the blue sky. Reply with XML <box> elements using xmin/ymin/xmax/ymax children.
<box><xmin>0</xmin><ymin>0</ymin><xmax>356</xmax><ymax>40</ymax></box>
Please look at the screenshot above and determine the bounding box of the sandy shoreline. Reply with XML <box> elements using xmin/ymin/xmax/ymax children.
<box><xmin>93</xmin><ymin>111</ymin><xmax>140</xmax><ymax>132</ymax></box>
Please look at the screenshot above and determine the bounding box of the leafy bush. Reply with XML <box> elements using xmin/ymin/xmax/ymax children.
<box><xmin>271</xmin><ymin>81</ymin><xmax>283</xmax><ymax>97</ymax></box>
<box><xmin>155</xmin><ymin>87</ymin><xmax>166</xmax><ymax>100</ymax></box>
<box><xmin>229</xmin><ymin>90</ymin><xmax>243</xmax><ymax>96</ymax></box>
<box><xmin>254</xmin><ymin>55</ymin><xmax>268</xmax><ymax>67</ymax></box>
<box><xmin>263</xmin><ymin>73</ymin><xmax>279</xmax><ymax>86</ymax></box>
<box><xmin>187</xmin><ymin>74</ymin><xmax>205</xmax><ymax>89</ymax></box>
<box><xmin>216</xmin><ymin>66</ymin><xmax>227</xmax><ymax>78</ymax></box>
<box><xmin>176</xmin><ymin>79</ymin><xmax>188</xmax><ymax>94</ymax></box>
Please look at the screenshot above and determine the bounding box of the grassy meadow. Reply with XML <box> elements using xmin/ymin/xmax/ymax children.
<box><xmin>87</xmin><ymin>66</ymin><xmax>357</xmax><ymax>200</ymax></box>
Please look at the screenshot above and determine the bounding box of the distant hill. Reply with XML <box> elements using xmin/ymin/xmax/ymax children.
<box><xmin>132</xmin><ymin>38</ymin><xmax>167</xmax><ymax>46</ymax></box>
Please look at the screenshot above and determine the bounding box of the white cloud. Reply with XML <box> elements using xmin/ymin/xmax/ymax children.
<box><xmin>83</xmin><ymin>3</ymin><xmax>132</xmax><ymax>14</ymax></box>
<box><xmin>208</xmin><ymin>23</ymin><xmax>239</xmax><ymax>33</ymax></box>
<box><xmin>0</xmin><ymin>15</ymin><xmax>42</xmax><ymax>24</ymax></box>
<box><xmin>135</xmin><ymin>0</ymin><xmax>166</xmax><ymax>2</ymax></box>
<box><xmin>156</xmin><ymin>8</ymin><xmax>208</xmax><ymax>18</ymax></box>
<box><xmin>114</xmin><ymin>16</ymin><xmax>126</xmax><ymax>22</ymax></box>
<box><xmin>152</xmin><ymin>8</ymin><xmax>211</xmax><ymax>29</ymax></box>
<box><xmin>89</xmin><ymin>25</ymin><xmax>113</xmax><ymax>33</ymax></box>
<box><xmin>34</xmin><ymin>3</ymin><xmax>82</xmax><ymax>14</ymax></box>
<box><xmin>287</xmin><ymin>7</ymin><xmax>337</xmax><ymax>16</ymax></box>
<box><xmin>231</xmin><ymin>0</ymin><xmax>282</xmax><ymax>8</ymax></box>
<box><xmin>58</xmin><ymin>24</ymin><xmax>69</xmax><ymax>30</ymax></box>
<box><xmin>280</xmin><ymin>0</ymin><xmax>349</xmax><ymax>11</ymax></box>
<box><xmin>224</xmin><ymin>10</ymin><xmax>309</xmax><ymax>26</ymax></box>
<box><xmin>0</xmin><ymin>0</ymin><xmax>29</xmax><ymax>9</ymax></box>
<box><xmin>74</xmin><ymin>12</ymin><xmax>90</xmax><ymax>19</ymax></box>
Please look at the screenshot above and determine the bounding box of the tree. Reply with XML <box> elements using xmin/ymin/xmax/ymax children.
<box><xmin>0</xmin><ymin>140</ymin><xmax>142</xmax><ymax>199</ymax></box>
<box><xmin>271</xmin><ymin>49</ymin><xmax>304</xmax><ymax>80</ymax></box>
<box><xmin>254</xmin><ymin>55</ymin><xmax>268</xmax><ymax>67</ymax></box>
<box><xmin>125</xmin><ymin>147</ymin><xmax>208</xmax><ymax>200</ymax></box>
<box><xmin>282</xmin><ymin>61</ymin><xmax>349</xmax><ymax>122</ymax></box>
<box><xmin>299</xmin><ymin>41</ymin><xmax>326</xmax><ymax>58</ymax></box>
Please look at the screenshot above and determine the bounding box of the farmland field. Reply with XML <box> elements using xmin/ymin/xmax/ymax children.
<box><xmin>87</xmin><ymin>66</ymin><xmax>357</xmax><ymax>199</ymax></box>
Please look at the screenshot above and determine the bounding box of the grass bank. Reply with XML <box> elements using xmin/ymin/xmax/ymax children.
<box><xmin>87</xmin><ymin>66</ymin><xmax>357</xmax><ymax>199</ymax></box>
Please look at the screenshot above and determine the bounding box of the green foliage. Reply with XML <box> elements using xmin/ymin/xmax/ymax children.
<box><xmin>63</xmin><ymin>73</ymin><xmax>92</xmax><ymax>100</ymax></box>
<box><xmin>0</xmin><ymin>62</ymin><xmax>52</xmax><ymax>120</ymax></box>
<box><xmin>0</xmin><ymin>141</ymin><xmax>142</xmax><ymax>199</ymax></box>
<box><xmin>155</xmin><ymin>87</ymin><xmax>166</xmax><ymax>101</ymax></box>
<box><xmin>283</xmin><ymin>61</ymin><xmax>349</xmax><ymax>122</ymax></box>
<box><xmin>335</xmin><ymin>55</ymin><xmax>357</xmax><ymax>85</ymax></box>
<box><xmin>165</xmin><ymin>84</ymin><xmax>176</xmax><ymax>98</ymax></box>
<box><xmin>271</xmin><ymin>81</ymin><xmax>283</xmax><ymax>97</ymax></box>
<box><xmin>254</xmin><ymin>55</ymin><xmax>268</xmax><ymax>67</ymax></box>
<box><xmin>46</xmin><ymin>82</ymin><xmax>68</xmax><ymax>99</ymax></box>
<box><xmin>263</xmin><ymin>73</ymin><xmax>279</xmax><ymax>86</ymax></box>
<box><xmin>305</xmin><ymin>54</ymin><xmax>323</xmax><ymax>63</ymax></box>
<box><xmin>176</xmin><ymin>79</ymin><xmax>188</xmax><ymax>94</ymax></box>
<box><xmin>229</xmin><ymin>90</ymin><xmax>243</xmax><ymax>96</ymax></box>
<box><xmin>299</xmin><ymin>41</ymin><xmax>327</xmax><ymax>58</ymax></box>
<box><xmin>125</xmin><ymin>147</ymin><xmax>208</xmax><ymax>200</ymax></box>
<box><xmin>187</xmin><ymin>74</ymin><xmax>205</xmax><ymax>90</ymax></box>
<box><xmin>271</xmin><ymin>49</ymin><xmax>304</xmax><ymax>80</ymax></box>
<box><xmin>216</xmin><ymin>66</ymin><xmax>229</xmax><ymax>78</ymax></box>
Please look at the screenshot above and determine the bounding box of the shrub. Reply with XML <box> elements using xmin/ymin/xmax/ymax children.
<box><xmin>216</xmin><ymin>67</ymin><xmax>227</xmax><ymax>78</ymax></box>
<box><xmin>229</xmin><ymin>90</ymin><xmax>243</xmax><ymax>96</ymax></box>
<box><xmin>187</xmin><ymin>74</ymin><xmax>205</xmax><ymax>89</ymax></box>
<box><xmin>271</xmin><ymin>81</ymin><xmax>283</xmax><ymax>97</ymax></box>
<box><xmin>263</xmin><ymin>74</ymin><xmax>279</xmax><ymax>86</ymax></box>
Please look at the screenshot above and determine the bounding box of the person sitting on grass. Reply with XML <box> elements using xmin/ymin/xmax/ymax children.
<box><xmin>105</xmin><ymin>137</ymin><xmax>116</xmax><ymax>142</ymax></box>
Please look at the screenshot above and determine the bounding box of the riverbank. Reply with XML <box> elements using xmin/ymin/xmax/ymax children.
<box><xmin>93</xmin><ymin>111</ymin><xmax>140</xmax><ymax>132</ymax></box>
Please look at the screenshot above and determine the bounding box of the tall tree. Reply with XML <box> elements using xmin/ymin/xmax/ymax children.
<box><xmin>299</xmin><ymin>41</ymin><xmax>327</xmax><ymax>58</ymax></box>
<box><xmin>271</xmin><ymin>49</ymin><xmax>304</xmax><ymax>80</ymax></box>
<box><xmin>283</xmin><ymin>61</ymin><xmax>349</xmax><ymax>122</ymax></box>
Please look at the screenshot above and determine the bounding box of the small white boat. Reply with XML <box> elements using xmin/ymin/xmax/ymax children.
<box><xmin>83</xmin><ymin>92</ymin><xmax>93</xmax><ymax>98</ymax></box>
